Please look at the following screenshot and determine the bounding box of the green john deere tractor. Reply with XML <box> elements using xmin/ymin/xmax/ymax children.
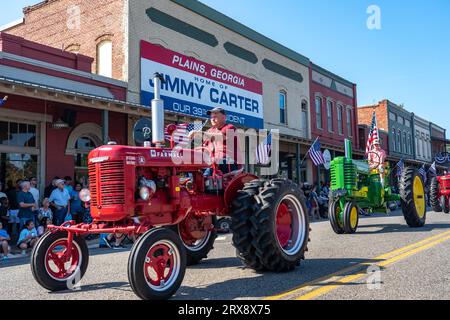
<box><xmin>328</xmin><ymin>139</ymin><xmax>427</xmax><ymax>234</ymax></box>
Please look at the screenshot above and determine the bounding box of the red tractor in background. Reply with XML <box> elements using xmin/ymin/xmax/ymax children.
<box><xmin>430</xmin><ymin>173</ymin><xmax>450</xmax><ymax>213</ymax></box>
<box><xmin>30</xmin><ymin>73</ymin><xmax>310</xmax><ymax>300</ymax></box>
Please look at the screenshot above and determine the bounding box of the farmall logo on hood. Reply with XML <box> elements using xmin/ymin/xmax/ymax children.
<box><xmin>150</xmin><ymin>149</ymin><xmax>182</xmax><ymax>158</ymax></box>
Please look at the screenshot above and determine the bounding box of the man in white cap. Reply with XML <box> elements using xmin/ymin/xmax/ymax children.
<box><xmin>369</xmin><ymin>139</ymin><xmax>387</xmax><ymax>186</ymax></box>
<box><xmin>49</xmin><ymin>179</ymin><xmax>71</xmax><ymax>225</ymax></box>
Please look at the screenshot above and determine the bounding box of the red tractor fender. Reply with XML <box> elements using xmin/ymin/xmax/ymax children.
<box><xmin>223</xmin><ymin>173</ymin><xmax>258</xmax><ymax>209</ymax></box>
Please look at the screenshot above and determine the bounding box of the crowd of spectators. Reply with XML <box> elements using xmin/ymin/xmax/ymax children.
<box><xmin>0</xmin><ymin>176</ymin><xmax>89</xmax><ymax>261</ymax></box>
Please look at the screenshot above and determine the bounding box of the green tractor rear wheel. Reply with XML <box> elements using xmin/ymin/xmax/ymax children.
<box><xmin>400</xmin><ymin>167</ymin><xmax>426</xmax><ymax>228</ymax></box>
<box><xmin>329</xmin><ymin>200</ymin><xmax>345</xmax><ymax>234</ymax></box>
<box><xmin>343</xmin><ymin>202</ymin><xmax>359</xmax><ymax>234</ymax></box>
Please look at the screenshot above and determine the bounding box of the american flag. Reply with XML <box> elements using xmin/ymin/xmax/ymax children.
<box><xmin>366</xmin><ymin>111</ymin><xmax>379</xmax><ymax>156</ymax></box>
<box><xmin>419</xmin><ymin>164</ymin><xmax>427</xmax><ymax>183</ymax></box>
<box><xmin>308</xmin><ymin>137</ymin><xmax>325</xmax><ymax>166</ymax></box>
<box><xmin>0</xmin><ymin>96</ymin><xmax>7</xmax><ymax>107</ymax></box>
<box><xmin>165</xmin><ymin>122</ymin><xmax>205</xmax><ymax>147</ymax></box>
<box><xmin>396</xmin><ymin>159</ymin><xmax>405</xmax><ymax>177</ymax></box>
<box><xmin>256</xmin><ymin>132</ymin><xmax>272</xmax><ymax>165</ymax></box>
<box><xmin>429</xmin><ymin>161</ymin><xmax>437</xmax><ymax>177</ymax></box>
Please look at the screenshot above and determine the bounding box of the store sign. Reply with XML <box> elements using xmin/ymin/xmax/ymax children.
<box><xmin>140</xmin><ymin>41</ymin><xmax>264</xmax><ymax>129</ymax></box>
<box><xmin>323</xmin><ymin>149</ymin><xmax>332</xmax><ymax>170</ymax></box>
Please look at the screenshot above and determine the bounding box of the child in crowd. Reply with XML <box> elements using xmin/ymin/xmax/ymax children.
<box><xmin>0</xmin><ymin>221</ymin><xmax>12</xmax><ymax>260</ymax></box>
<box><xmin>38</xmin><ymin>198</ymin><xmax>53</xmax><ymax>222</ymax></box>
<box><xmin>17</xmin><ymin>220</ymin><xmax>38</xmax><ymax>255</ymax></box>
<box><xmin>37</xmin><ymin>217</ymin><xmax>52</xmax><ymax>237</ymax></box>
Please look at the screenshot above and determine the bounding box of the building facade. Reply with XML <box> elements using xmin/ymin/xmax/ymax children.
<box><xmin>413</xmin><ymin>115</ymin><xmax>432</xmax><ymax>163</ymax></box>
<box><xmin>0</xmin><ymin>32</ymin><xmax>137</xmax><ymax>191</ymax></box>
<box><xmin>359</xmin><ymin>100</ymin><xmax>414</xmax><ymax>162</ymax></box>
<box><xmin>2</xmin><ymin>0</ymin><xmax>359</xmax><ymax>184</ymax></box>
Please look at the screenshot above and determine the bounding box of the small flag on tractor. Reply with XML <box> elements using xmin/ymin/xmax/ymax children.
<box><xmin>365</xmin><ymin>111</ymin><xmax>379</xmax><ymax>156</ymax></box>
<box><xmin>396</xmin><ymin>159</ymin><xmax>405</xmax><ymax>177</ymax></box>
<box><xmin>429</xmin><ymin>161</ymin><xmax>437</xmax><ymax>177</ymax></box>
<box><xmin>165</xmin><ymin>122</ymin><xmax>205</xmax><ymax>147</ymax></box>
<box><xmin>308</xmin><ymin>137</ymin><xmax>325</xmax><ymax>166</ymax></box>
<box><xmin>0</xmin><ymin>96</ymin><xmax>8</xmax><ymax>107</ymax></box>
<box><xmin>419</xmin><ymin>164</ymin><xmax>427</xmax><ymax>183</ymax></box>
<box><xmin>256</xmin><ymin>132</ymin><xmax>272</xmax><ymax>165</ymax></box>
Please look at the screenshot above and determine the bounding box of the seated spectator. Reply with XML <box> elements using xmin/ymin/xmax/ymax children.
<box><xmin>0</xmin><ymin>222</ymin><xmax>13</xmax><ymax>260</ymax></box>
<box><xmin>38</xmin><ymin>198</ymin><xmax>53</xmax><ymax>222</ymax></box>
<box><xmin>17</xmin><ymin>220</ymin><xmax>38</xmax><ymax>255</ymax></box>
<box><xmin>37</xmin><ymin>217</ymin><xmax>52</xmax><ymax>237</ymax></box>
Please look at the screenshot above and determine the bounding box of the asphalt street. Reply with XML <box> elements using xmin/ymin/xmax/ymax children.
<box><xmin>1</xmin><ymin>210</ymin><xmax>450</xmax><ymax>300</ymax></box>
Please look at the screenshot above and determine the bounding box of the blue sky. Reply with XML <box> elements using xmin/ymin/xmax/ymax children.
<box><xmin>2</xmin><ymin>0</ymin><xmax>450</xmax><ymax>131</ymax></box>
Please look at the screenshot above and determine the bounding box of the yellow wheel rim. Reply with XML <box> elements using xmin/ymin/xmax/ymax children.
<box><xmin>350</xmin><ymin>207</ymin><xmax>358</xmax><ymax>229</ymax></box>
<box><xmin>413</xmin><ymin>176</ymin><xmax>425</xmax><ymax>218</ymax></box>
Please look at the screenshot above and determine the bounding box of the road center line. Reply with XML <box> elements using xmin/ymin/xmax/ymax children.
<box><xmin>295</xmin><ymin>234</ymin><xmax>450</xmax><ymax>300</ymax></box>
<box><xmin>265</xmin><ymin>229</ymin><xmax>450</xmax><ymax>300</ymax></box>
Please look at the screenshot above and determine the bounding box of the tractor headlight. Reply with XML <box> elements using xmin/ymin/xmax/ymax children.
<box><xmin>139</xmin><ymin>187</ymin><xmax>151</xmax><ymax>201</ymax></box>
<box><xmin>79</xmin><ymin>189</ymin><xmax>91</xmax><ymax>202</ymax></box>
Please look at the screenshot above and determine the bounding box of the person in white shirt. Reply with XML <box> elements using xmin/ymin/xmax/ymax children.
<box><xmin>29</xmin><ymin>177</ymin><xmax>40</xmax><ymax>225</ymax></box>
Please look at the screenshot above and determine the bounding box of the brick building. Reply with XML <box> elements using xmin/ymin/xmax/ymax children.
<box><xmin>0</xmin><ymin>32</ymin><xmax>144</xmax><ymax>191</ymax></box>
<box><xmin>2</xmin><ymin>0</ymin><xmax>358</xmax><ymax>184</ymax></box>
<box><xmin>309</xmin><ymin>63</ymin><xmax>358</xmax><ymax>184</ymax></box>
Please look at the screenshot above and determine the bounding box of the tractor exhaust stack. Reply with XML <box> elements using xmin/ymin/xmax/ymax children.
<box><xmin>152</xmin><ymin>73</ymin><xmax>165</xmax><ymax>147</ymax></box>
<box><xmin>344</xmin><ymin>139</ymin><xmax>352</xmax><ymax>160</ymax></box>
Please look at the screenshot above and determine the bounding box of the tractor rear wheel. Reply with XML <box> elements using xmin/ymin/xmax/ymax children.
<box><xmin>174</xmin><ymin>215</ymin><xmax>217</xmax><ymax>266</ymax></box>
<box><xmin>249</xmin><ymin>179</ymin><xmax>309</xmax><ymax>272</ymax></box>
<box><xmin>430</xmin><ymin>177</ymin><xmax>442</xmax><ymax>212</ymax></box>
<box><xmin>230</xmin><ymin>179</ymin><xmax>266</xmax><ymax>271</ymax></box>
<box><xmin>343</xmin><ymin>202</ymin><xmax>359</xmax><ymax>234</ymax></box>
<box><xmin>400</xmin><ymin>167</ymin><xmax>426</xmax><ymax>228</ymax></box>
<box><xmin>128</xmin><ymin>228</ymin><xmax>186</xmax><ymax>300</ymax></box>
<box><xmin>329</xmin><ymin>200</ymin><xmax>345</xmax><ymax>234</ymax></box>
<box><xmin>31</xmin><ymin>231</ymin><xmax>89</xmax><ymax>292</ymax></box>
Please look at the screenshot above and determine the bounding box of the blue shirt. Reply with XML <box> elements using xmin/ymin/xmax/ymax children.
<box><xmin>17</xmin><ymin>191</ymin><xmax>35</xmax><ymax>219</ymax></box>
<box><xmin>70</xmin><ymin>190</ymin><xmax>83</xmax><ymax>214</ymax></box>
<box><xmin>17</xmin><ymin>228</ymin><xmax>37</xmax><ymax>245</ymax></box>
<box><xmin>0</xmin><ymin>229</ymin><xmax>10</xmax><ymax>239</ymax></box>
<box><xmin>49</xmin><ymin>188</ymin><xmax>71</xmax><ymax>207</ymax></box>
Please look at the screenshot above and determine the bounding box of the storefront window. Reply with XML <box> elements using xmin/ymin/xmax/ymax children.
<box><xmin>74</xmin><ymin>136</ymin><xmax>97</xmax><ymax>184</ymax></box>
<box><xmin>327</xmin><ymin>100</ymin><xmax>333</xmax><ymax>132</ymax></box>
<box><xmin>337</xmin><ymin>105</ymin><xmax>343</xmax><ymax>135</ymax></box>
<box><xmin>0</xmin><ymin>153</ymin><xmax>38</xmax><ymax>186</ymax></box>
<box><xmin>301</xmin><ymin>100</ymin><xmax>309</xmax><ymax>137</ymax></box>
<box><xmin>279</xmin><ymin>91</ymin><xmax>287</xmax><ymax>124</ymax></box>
<box><xmin>315</xmin><ymin>96</ymin><xmax>322</xmax><ymax>129</ymax></box>
<box><xmin>0</xmin><ymin>120</ymin><xmax>37</xmax><ymax>147</ymax></box>
<box><xmin>346</xmin><ymin>108</ymin><xmax>352</xmax><ymax>137</ymax></box>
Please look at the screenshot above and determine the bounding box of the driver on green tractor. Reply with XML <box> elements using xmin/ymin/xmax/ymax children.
<box><xmin>368</xmin><ymin>138</ymin><xmax>387</xmax><ymax>187</ymax></box>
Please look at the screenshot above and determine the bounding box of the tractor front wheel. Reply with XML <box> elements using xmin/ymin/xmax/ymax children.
<box><xmin>31</xmin><ymin>231</ymin><xmax>89</xmax><ymax>292</ymax></box>
<box><xmin>430</xmin><ymin>177</ymin><xmax>442</xmax><ymax>212</ymax></box>
<box><xmin>128</xmin><ymin>228</ymin><xmax>186</xmax><ymax>300</ymax></box>
<box><xmin>400</xmin><ymin>167</ymin><xmax>426</xmax><ymax>228</ymax></box>
<box><xmin>343</xmin><ymin>202</ymin><xmax>359</xmax><ymax>234</ymax></box>
<box><xmin>175</xmin><ymin>215</ymin><xmax>217</xmax><ymax>266</ymax></box>
<box><xmin>329</xmin><ymin>200</ymin><xmax>345</xmax><ymax>234</ymax></box>
<box><xmin>249</xmin><ymin>179</ymin><xmax>309</xmax><ymax>272</ymax></box>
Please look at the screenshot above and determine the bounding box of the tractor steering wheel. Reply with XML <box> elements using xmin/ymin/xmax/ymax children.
<box><xmin>368</xmin><ymin>151</ymin><xmax>382</xmax><ymax>170</ymax></box>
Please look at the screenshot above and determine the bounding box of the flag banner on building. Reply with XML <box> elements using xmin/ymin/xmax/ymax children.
<box><xmin>428</xmin><ymin>161</ymin><xmax>437</xmax><ymax>177</ymax></box>
<box><xmin>419</xmin><ymin>164</ymin><xmax>427</xmax><ymax>183</ymax></box>
<box><xmin>165</xmin><ymin>122</ymin><xmax>205</xmax><ymax>147</ymax></box>
<box><xmin>365</xmin><ymin>111</ymin><xmax>379</xmax><ymax>156</ymax></box>
<box><xmin>308</xmin><ymin>137</ymin><xmax>325</xmax><ymax>166</ymax></box>
<box><xmin>256</xmin><ymin>132</ymin><xmax>272</xmax><ymax>165</ymax></box>
<box><xmin>140</xmin><ymin>41</ymin><xmax>264</xmax><ymax>129</ymax></box>
<box><xmin>0</xmin><ymin>96</ymin><xmax>7</xmax><ymax>107</ymax></box>
<box><xmin>396</xmin><ymin>159</ymin><xmax>405</xmax><ymax>177</ymax></box>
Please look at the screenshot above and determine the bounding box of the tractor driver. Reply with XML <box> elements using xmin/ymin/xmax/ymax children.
<box><xmin>189</xmin><ymin>107</ymin><xmax>242</xmax><ymax>176</ymax></box>
<box><xmin>369</xmin><ymin>139</ymin><xmax>387</xmax><ymax>187</ymax></box>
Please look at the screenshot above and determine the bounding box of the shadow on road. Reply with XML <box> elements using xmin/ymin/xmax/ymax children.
<box><xmin>356</xmin><ymin>223</ymin><xmax>450</xmax><ymax>235</ymax></box>
<box><xmin>49</xmin><ymin>282</ymin><xmax>131</xmax><ymax>295</ymax></box>
<box><xmin>175</xmin><ymin>257</ymin><xmax>384</xmax><ymax>300</ymax></box>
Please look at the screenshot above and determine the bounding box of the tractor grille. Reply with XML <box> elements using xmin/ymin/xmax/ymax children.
<box><xmin>344</xmin><ymin>162</ymin><xmax>356</xmax><ymax>190</ymax></box>
<box><xmin>89</xmin><ymin>160</ymin><xmax>125</xmax><ymax>207</ymax></box>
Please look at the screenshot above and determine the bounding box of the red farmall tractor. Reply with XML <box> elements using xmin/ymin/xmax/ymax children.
<box><xmin>430</xmin><ymin>173</ymin><xmax>450</xmax><ymax>213</ymax></box>
<box><xmin>30</xmin><ymin>74</ymin><xmax>310</xmax><ymax>300</ymax></box>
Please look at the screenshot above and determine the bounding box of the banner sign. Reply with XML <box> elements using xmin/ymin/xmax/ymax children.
<box><xmin>435</xmin><ymin>152</ymin><xmax>450</xmax><ymax>164</ymax></box>
<box><xmin>140</xmin><ymin>41</ymin><xmax>264</xmax><ymax>129</ymax></box>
